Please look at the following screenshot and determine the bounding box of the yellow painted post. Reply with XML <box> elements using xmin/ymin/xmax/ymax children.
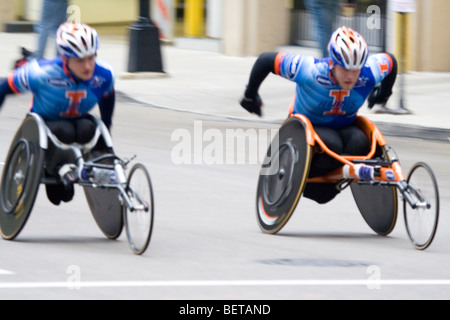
<box><xmin>395</xmin><ymin>12</ymin><xmax>411</xmax><ymax>73</ymax></box>
<box><xmin>395</xmin><ymin>12</ymin><xmax>412</xmax><ymax>113</ymax></box>
<box><xmin>184</xmin><ymin>0</ymin><xmax>204</xmax><ymax>37</ymax></box>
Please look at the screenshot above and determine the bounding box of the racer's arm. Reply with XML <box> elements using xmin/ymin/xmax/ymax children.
<box><xmin>240</xmin><ymin>52</ymin><xmax>279</xmax><ymax>116</ymax></box>
<box><xmin>0</xmin><ymin>78</ymin><xmax>15</xmax><ymax>110</ymax></box>
<box><xmin>98</xmin><ymin>90</ymin><xmax>115</xmax><ymax>131</ymax></box>
<box><xmin>368</xmin><ymin>53</ymin><xmax>398</xmax><ymax>109</ymax></box>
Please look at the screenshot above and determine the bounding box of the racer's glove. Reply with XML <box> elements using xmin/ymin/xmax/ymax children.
<box><xmin>0</xmin><ymin>92</ymin><xmax>6</xmax><ymax>110</ymax></box>
<box><xmin>367</xmin><ymin>83</ymin><xmax>391</xmax><ymax>109</ymax></box>
<box><xmin>240</xmin><ymin>93</ymin><xmax>263</xmax><ymax>117</ymax></box>
<box><xmin>13</xmin><ymin>47</ymin><xmax>34</xmax><ymax>69</ymax></box>
<box><xmin>0</xmin><ymin>78</ymin><xmax>14</xmax><ymax>111</ymax></box>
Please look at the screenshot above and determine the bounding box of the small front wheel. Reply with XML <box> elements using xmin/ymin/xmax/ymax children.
<box><xmin>123</xmin><ymin>163</ymin><xmax>154</xmax><ymax>255</ymax></box>
<box><xmin>403</xmin><ymin>162</ymin><xmax>439</xmax><ymax>250</ymax></box>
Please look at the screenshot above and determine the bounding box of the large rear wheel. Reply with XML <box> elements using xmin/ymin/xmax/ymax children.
<box><xmin>256</xmin><ymin>117</ymin><xmax>312</xmax><ymax>234</ymax></box>
<box><xmin>0</xmin><ymin>116</ymin><xmax>45</xmax><ymax>240</ymax></box>
<box><xmin>351</xmin><ymin>147</ymin><xmax>398</xmax><ymax>236</ymax></box>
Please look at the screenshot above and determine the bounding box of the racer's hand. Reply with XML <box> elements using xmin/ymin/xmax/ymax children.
<box><xmin>240</xmin><ymin>94</ymin><xmax>263</xmax><ymax>117</ymax></box>
<box><xmin>0</xmin><ymin>91</ymin><xmax>6</xmax><ymax>111</ymax></box>
<box><xmin>0</xmin><ymin>77</ymin><xmax>14</xmax><ymax>111</ymax></box>
<box><xmin>367</xmin><ymin>84</ymin><xmax>390</xmax><ymax>109</ymax></box>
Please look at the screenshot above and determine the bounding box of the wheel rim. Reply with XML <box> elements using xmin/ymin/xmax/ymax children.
<box><xmin>262</xmin><ymin>141</ymin><xmax>296</xmax><ymax>207</ymax></box>
<box><xmin>124</xmin><ymin>164</ymin><xmax>154</xmax><ymax>255</ymax></box>
<box><xmin>404</xmin><ymin>163</ymin><xmax>439</xmax><ymax>250</ymax></box>
<box><xmin>256</xmin><ymin>117</ymin><xmax>312</xmax><ymax>234</ymax></box>
<box><xmin>1</xmin><ymin>140</ymin><xmax>30</xmax><ymax>214</ymax></box>
<box><xmin>0</xmin><ymin>115</ymin><xmax>45</xmax><ymax>240</ymax></box>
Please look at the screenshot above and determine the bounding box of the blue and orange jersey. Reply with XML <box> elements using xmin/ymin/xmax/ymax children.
<box><xmin>274</xmin><ymin>52</ymin><xmax>394</xmax><ymax>128</ymax></box>
<box><xmin>7</xmin><ymin>57</ymin><xmax>114</xmax><ymax>121</ymax></box>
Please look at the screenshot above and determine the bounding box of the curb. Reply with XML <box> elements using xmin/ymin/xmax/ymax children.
<box><xmin>116</xmin><ymin>91</ymin><xmax>450</xmax><ymax>142</ymax></box>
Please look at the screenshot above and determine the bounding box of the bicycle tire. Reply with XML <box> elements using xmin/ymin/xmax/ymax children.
<box><xmin>123</xmin><ymin>163</ymin><xmax>154</xmax><ymax>255</ymax></box>
<box><xmin>404</xmin><ymin>162</ymin><xmax>439</xmax><ymax>250</ymax></box>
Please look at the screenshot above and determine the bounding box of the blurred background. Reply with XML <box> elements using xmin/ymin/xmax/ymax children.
<box><xmin>0</xmin><ymin>0</ymin><xmax>448</xmax><ymax>71</ymax></box>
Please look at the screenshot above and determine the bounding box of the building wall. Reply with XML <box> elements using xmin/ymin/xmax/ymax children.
<box><xmin>223</xmin><ymin>0</ymin><xmax>290</xmax><ymax>56</ymax></box>
<box><xmin>71</xmin><ymin>0</ymin><xmax>137</xmax><ymax>25</ymax></box>
<box><xmin>411</xmin><ymin>0</ymin><xmax>450</xmax><ymax>71</ymax></box>
<box><xmin>9</xmin><ymin>0</ymin><xmax>136</xmax><ymax>24</ymax></box>
<box><xmin>0</xmin><ymin>0</ymin><xmax>15</xmax><ymax>31</ymax></box>
<box><xmin>2</xmin><ymin>0</ymin><xmax>449</xmax><ymax>71</ymax></box>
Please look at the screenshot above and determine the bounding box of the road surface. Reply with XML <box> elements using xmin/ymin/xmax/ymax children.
<box><xmin>0</xmin><ymin>93</ymin><xmax>449</xmax><ymax>300</ymax></box>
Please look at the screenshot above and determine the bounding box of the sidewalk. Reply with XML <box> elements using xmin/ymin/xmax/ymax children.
<box><xmin>1</xmin><ymin>32</ymin><xmax>449</xmax><ymax>141</ymax></box>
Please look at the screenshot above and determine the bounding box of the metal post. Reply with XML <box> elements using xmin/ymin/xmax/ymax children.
<box><xmin>128</xmin><ymin>0</ymin><xmax>164</xmax><ymax>73</ymax></box>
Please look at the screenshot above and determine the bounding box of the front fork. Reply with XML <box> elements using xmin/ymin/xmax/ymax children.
<box><xmin>397</xmin><ymin>180</ymin><xmax>431</xmax><ymax>210</ymax></box>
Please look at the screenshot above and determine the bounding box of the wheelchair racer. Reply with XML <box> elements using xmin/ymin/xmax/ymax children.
<box><xmin>241</xmin><ymin>26</ymin><xmax>397</xmax><ymax>204</ymax></box>
<box><xmin>0</xmin><ymin>22</ymin><xmax>115</xmax><ymax>205</ymax></box>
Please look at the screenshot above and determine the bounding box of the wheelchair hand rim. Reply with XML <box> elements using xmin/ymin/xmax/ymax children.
<box><xmin>1</xmin><ymin>139</ymin><xmax>31</xmax><ymax>215</ymax></box>
<box><xmin>262</xmin><ymin>141</ymin><xmax>297</xmax><ymax>209</ymax></box>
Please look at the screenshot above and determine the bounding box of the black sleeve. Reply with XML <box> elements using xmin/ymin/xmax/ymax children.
<box><xmin>98</xmin><ymin>90</ymin><xmax>115</xmax><ymax>130</ymax></box>
<box><xmin>244</xmin><ymin>52</ymin><xmax>278</xmax><ymax>99</ymax></box>
<box><xmin>0</xmin><ymin>78</ymin><xmax>15</xmax><ymax>109</ymax></box>
<box><xmin>379</xmin><ymin>53</ymin><xmax>398</xmax><ymax>100</ymax></box>
<box><xmin>368</xmin><ymin>53</ymin><xmax>398</xmax><ymax>108</ymax></box>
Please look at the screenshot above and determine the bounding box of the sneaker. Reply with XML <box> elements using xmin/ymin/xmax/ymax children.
<box><xmin>46</xmin><ymin>183</ymin><xmax>63</xmax><ymax>206</ymax></box>
<box><xmin>45</xmin><ymin>181</ymin><xmax>74</xmax><ymax>205</ymax></box>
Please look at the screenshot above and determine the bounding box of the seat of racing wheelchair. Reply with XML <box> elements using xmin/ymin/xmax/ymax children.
<box><xmin>257</xmin><ymin>114</ymin><xmax>398</xmax><ymax>237</ymax></box>
<box><xmin>33</xmin><ymin>113</ymin><xmax>115</xmax><ymax>180</ymax></box>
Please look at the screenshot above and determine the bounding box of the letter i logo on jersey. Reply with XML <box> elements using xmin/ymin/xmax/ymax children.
<box><xmin>324</xmin><ymin>90</ymin><xmax>350</xmax><ymax>115</ymax></box>
<box><xmin>61</xmin><ymin>90</ymin><xmax>87</xmax><ymax>117</ymax></box>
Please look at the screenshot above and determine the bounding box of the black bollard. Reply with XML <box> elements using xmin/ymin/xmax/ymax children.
<box><xmin>128</xmin><ymin>0</ymin><xmax>164</xmax><ymax>73</ymax></box>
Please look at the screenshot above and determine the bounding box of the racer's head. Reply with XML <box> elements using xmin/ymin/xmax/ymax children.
<box><xmin>56</xmin><ymin>22</ymin><xmax>99</xmax><ymax>81</ymax></box>
<box><xmin>328</xmin><ymin>26</ymin><xmax>368</xmax><ymax>90</ymax></box>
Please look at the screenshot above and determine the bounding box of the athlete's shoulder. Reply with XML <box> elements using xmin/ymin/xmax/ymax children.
<box><xmin>366</xmin><ymin>53</ymin><xmax>395</xmax><ymax>80</ymax></box>
<box><xmin>8</xmin><ymin>57</ymin><xmax>64</xmax><ymax>92</ymax></box>
<box><xmin>92</xmin><ymin>59</ymin><xmax>115</xmax><ymax>95</ymax></box>
<box><xmin>276</xmin><ymin>52</ymin><xmax>316</xmax><ymax>81</ymax></box>
<box><xmin>95</xmin><ymin>59</ymin><xmax>115</xmax><ymax>80</ymax></box>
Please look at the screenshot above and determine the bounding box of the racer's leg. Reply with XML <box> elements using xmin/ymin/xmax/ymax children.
<box><xmin>44</xmin><ymin>118</ymin><xmax>96</xmax><ymax>205</ymax></box>
<box><xmin>338</xmin><ymin>125</ymin><xmax>370</xmax><ymax>156</ymax></box>
<box><xmin>74</xmin><ymin>118</ymin><xmax>97</xmax><ymax>144</ymax></box>
<box><xmin>44</xmin><ymin>120</ymin><xmax>78</xmax><ymax>205</ymax></box>
<box><xmin>308</xmin><ymin>126</ymin><xmax>344</xmax><ymax>177</ymax></box>
<box><xmin>46</xmin><ymin>120</ymin><xmax>77</xmax><ymax>144</ymax></box>
<box><xmin>304</xmin><ymin>126</ymin><xmax>344</xmax><ymax>204</ymax></box>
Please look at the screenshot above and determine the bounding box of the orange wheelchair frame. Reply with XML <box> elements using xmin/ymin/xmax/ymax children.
<box><xmin>256</xmin><ymin>113</ymin><xmax>439</xmax><ymax>250</ymax></box>
<box><xmin>294</xmin><ymin>114</ymin><xmax>406</xmax><ymax>185</ymax></box>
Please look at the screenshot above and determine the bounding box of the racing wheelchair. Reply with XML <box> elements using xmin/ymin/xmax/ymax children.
<box><xmin>0</xmin><ymin>113</ymin><xmax>154</xmax><ymax>255</ymax></box>
<box><xmin>257</xmin><ymin>114</ymin><xmax>439</xmax><ymax>250</ymax></box>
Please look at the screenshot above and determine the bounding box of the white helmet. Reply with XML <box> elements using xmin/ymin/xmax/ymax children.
<box><xmin>56</xmin><ymin>23</ymin><xmax>99</xmax><ymax>58</ymax></box>
<box><xmin>328</xmin><ymin>26</ymin><xmax>369</xmax><ymax>70</ymax></box>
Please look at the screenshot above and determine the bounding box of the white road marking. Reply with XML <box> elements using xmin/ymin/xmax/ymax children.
<box><xmin>0</xmin><ymin>279</ymin><xmax>450</xmax><ymax>289</ymax></box>
<box><xmin>0</xmin><ymin>269</ymin><xmax>14</xmax><ymax>275</ymax></box>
